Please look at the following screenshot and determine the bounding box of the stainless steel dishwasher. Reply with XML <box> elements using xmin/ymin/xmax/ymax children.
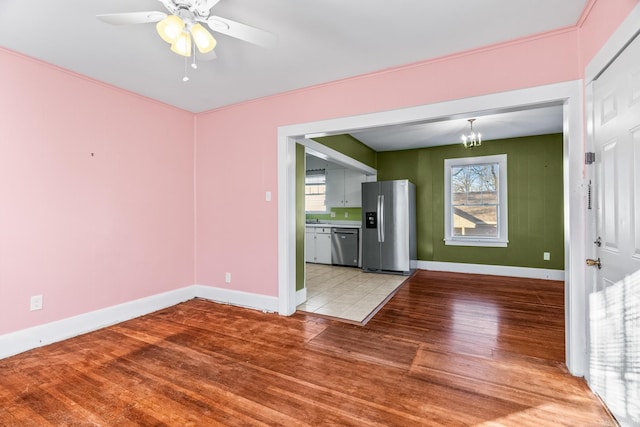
<box><xmin>331</xmin><ymin>228</ymin><xmax>359</xmax><ymax>267</ymax></box>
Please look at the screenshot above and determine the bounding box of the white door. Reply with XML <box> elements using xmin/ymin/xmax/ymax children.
<box><xmin>589</xmin><ymin>33</ymin><xmax>640</xmax><ymax>427</ymax></box>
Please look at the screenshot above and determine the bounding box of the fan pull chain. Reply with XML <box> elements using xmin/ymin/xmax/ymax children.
<box><xmin>183</xmin><ymin>54</ymin><xmax>189</xmax><ymax>82</ymax></box>
<box><xmin>191</xmin><ymin>39</ymin><xmax>198</xmax><ymax>69</ymax></box>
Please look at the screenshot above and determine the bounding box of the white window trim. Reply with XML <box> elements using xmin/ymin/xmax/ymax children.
<box><xmin>444</xmin><ymin>154</ymin><xmax>508</xmax><ymax>247</ymax></box>
<box><xmin>304</xmin><ymin>170</ymin><xmax>329</xmax><ymax>214</ymax></box>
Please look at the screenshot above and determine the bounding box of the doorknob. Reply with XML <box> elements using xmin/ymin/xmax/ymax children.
<box><xmin>586</xmin><ymin>258</ymin><xmax>601</xmax><ymax>269</ymax></box>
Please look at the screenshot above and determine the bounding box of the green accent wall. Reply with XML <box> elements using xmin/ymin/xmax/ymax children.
<box><xmin>306</xmin><ymin>207</ymin><xmax>362</xmax><ymax>222</ymax></box>
<box><xmin>296</xmin><ymin>143</ymin><xmax>305</xmax><ymax>291</ymax></box>
<box><xmin>313</xmin><ymin>135</ymin><xmax>377</xmax><ymax>169</ymax></box>
<box><xmin>378</xmin><ymin>134</ymin><xmax>564</xmax><ymax>270</ymax></box>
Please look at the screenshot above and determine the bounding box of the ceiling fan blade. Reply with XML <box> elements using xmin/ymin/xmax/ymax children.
<box><xmin>205</xmin><ymin>16</ymin><xmax>277</xmax><ymax>49</ymax></box>
<box><xmin>198</xmin><ymin>50</ymin><xmax>218</xmax><ymax>61</ymax></box>
<box><xmin>206</xmin><ymin>0</ymin><xmax>222</xmax><ymax>8</ymax></box>
<box><xmin>97</xmin><ymin>11</ymin><xmax>167</xmax><ymax>25</ymax></box>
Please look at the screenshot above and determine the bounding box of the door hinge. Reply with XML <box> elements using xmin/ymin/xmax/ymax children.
<box><xmin>585</xmin><ymin>152</ymin><xmax>596</xmax><ymax>165</ymax></box>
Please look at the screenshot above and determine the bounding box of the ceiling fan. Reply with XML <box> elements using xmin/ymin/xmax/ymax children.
<box><xmin>97</xmin><ymin>0</ymin><xmax>277</xmax><ymax>58</ymax></box>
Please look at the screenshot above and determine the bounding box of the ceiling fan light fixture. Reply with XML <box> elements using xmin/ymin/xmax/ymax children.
<box><xmin>170</xmin><ymin>32</ymin><xmax>192</xmax><ymax>57</ymax></box>
<box><xmin>156</xmin><ymin>15</ymin><xmax>185</xmax><ymax>43</ymax></box>
<box><xmin>191</xmin><ymin>23</ymin><xmax>217</xmax><ymax>53</ymax></box>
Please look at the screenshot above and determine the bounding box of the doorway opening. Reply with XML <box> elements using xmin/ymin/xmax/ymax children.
<box><xmin>301</xmin><ymin>151</ymin><xmax>401</xmax><ymax>324</ymax></box>
<box><xmin>278</xmin><ymin>80</ymin><xmax>585</xmax><ymax>375</ymax></box>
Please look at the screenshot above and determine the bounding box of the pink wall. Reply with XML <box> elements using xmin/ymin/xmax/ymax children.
<box><xmin>0</xmin><ymin>0</ymin><xmax>635</xmax><ymax>336</ymax></box>
<box><xmin>194</xmin><ymin>29</ymin><xmax>581</xmax><ymax>295</ymax></box>
<box><xmin>194</xmin><ymin>0</ymin><xmax>637</xmax><ymax>297</ymax></box>
<box><xmin>0</xmin><ymin>49</ymin><xmax>195</xmax><ymax>335</ymax></box>
<box><xmin>577</xmin><ymin>0</ymin><xmax>639</xmax><ymax>70</ymax></box>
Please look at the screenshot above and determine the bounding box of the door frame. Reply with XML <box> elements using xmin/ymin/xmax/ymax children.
<box><xmin>583</xmin><ymin>2</ymin><xmax>640</xmax><ymax>384</ymax></box>
<box><xmin>278</xmin><ymin>80</ymin><xmax>585</xmax><ymax>374</ymax></box>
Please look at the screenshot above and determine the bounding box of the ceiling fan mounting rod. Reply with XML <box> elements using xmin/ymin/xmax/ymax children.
<box><xmin>158</xmin><ymin>0</ymin><xmax>213</xmax><ymax>19</ymax></box>
<box><xmin>176</xmin><ymin>8</ymin><xmax>197</xmax><ymax>27</ymax></box>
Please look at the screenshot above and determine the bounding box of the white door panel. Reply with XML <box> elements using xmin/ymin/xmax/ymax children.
<box><xmin>633</xmin><ymin>69</ymin><xmax>640</xmax><ymax>104</ymax></box>
<box><xmin>601</xmin><ymin>139</ymin><xmax>619</xmax><ymax>252</ymax></box>
<box><xmin>590</xmin><ymin>33</ymin><xmax>640</xmax><ymax>427</ymax></box>
<box><xmin>634</xmin><ymin>128</ymin><xmax>640</xmax><ymax>258</ymax></box>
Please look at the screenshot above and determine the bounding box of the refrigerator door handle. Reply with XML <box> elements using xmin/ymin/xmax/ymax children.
<box><xmin>379</xmin><ymin>194</ymin><xmax>385</xmax><ymax>243</ymax></box>
<box><xmin>377</xmin><ymin>195</ymin><xmax>382</xmax><ymax>242</ymax></box>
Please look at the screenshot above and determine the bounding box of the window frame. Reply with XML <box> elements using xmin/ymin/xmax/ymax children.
<box><xmin>304</xmin><ymin>170</ymin><xmax>329</xmax><ymax>214</ymax></box>
<box><xmin>444</xmin><ymin>154</ymin><xmax>508</xmax><ymax>247</ymax></box>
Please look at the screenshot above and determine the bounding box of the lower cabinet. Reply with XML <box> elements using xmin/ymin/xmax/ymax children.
<box><xmin>305</xmin><ymin>226</ymin><xmax>332</xmax><ymax>264</ymax></box>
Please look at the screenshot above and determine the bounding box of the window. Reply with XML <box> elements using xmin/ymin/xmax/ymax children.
<box><xmin>444</xmin><ymin>154</ymin><xmax>508</xmax><ymax>247</ymax></box>
<box><xmin>305</xmin><ymin>169</ymin><xmax>327</xmax><ymax>212</ymax></box>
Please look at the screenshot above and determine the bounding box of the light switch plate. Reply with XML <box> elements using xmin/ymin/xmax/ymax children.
<box><xmin>543</xmin><ymin>252</ymin><xmax>550</xmax><ymax>261</ymax></box>
<box><xmin>30</xmin><ymin>295</ymin><xmax>43</xmax><ymax>311</ymax></box>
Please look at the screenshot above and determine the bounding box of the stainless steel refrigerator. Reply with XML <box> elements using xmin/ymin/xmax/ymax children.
<box><xmin>361</xmin><ymin>180</ymin><xmax>416</xmax><ymax>275</ymax></box>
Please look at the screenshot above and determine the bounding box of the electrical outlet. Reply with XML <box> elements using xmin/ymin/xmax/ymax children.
<box><xmin>543</xmin><ymin>252</ymin><xmax>551</xmax><ymax>261</ymax></box>
<box><xmin>30</xmin><ymin>295</ymin><xmax>43</xmax><ymax>311</ymax></box>
<box><xmin>225</xmin><ymin>272</ymin><xmax>231</xmax><ymax>283</ymax></box>
<box><xmin>330</xmin><ymin>212</ymin><xmax>336</xmax><ymax>218</ymax></box>
<box><xmin>344</xmin><ymin>212</ymin><xmax>348</xmax><ymax>218</ymax></box>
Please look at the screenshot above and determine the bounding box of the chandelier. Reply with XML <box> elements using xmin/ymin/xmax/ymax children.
<box><xmin>462</xmin><ymin>118</ymin><xmax>482</xmax><ymax>149</ymax></box>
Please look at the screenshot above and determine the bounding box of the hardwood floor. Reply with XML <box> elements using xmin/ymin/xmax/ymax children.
<box><xmin>0</xmin><ymin>270</ymin><xmax>615</xmax><ymax>426</ymax></box>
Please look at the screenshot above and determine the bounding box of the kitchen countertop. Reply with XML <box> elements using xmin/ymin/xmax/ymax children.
<box><xmin>305</xmin><ymin>221</ymin><xmax>361</xmax><ymax>229</ymax></box>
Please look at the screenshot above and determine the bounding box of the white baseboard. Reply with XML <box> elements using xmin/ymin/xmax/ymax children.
<box><xmin>295</xmin><ymin>287</ymin><xmax>307</xmax><ymax>305</ymax></box>
<box><xmin>0</xmin><ymin>285</ymin><xmax>278</xmax><ymax>360</ymax></box>
<box><xmin>0</xmin><ymin>286</ymin><xmax>196</xmax><ymax>360</ymax></box>
<box><xmin>416</xmin><ymin>260</ymin><xmax>565</xmax><ymax>281</ymax></box>
<box><xmin>193</xmin><ymin>285</ymin><xmax>278</xmax><ymax>313</ymax></box>
<box><xmin>0</xmin><ymin>263</ymin><xmax>562</xmax><ymax>360</ymax></box>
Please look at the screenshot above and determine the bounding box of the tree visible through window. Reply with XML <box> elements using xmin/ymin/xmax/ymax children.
<box><xmin>451</xmin><ymin>163</ymin><xmax>498</xmax><ymax>237</ymax></box>
<box><xmin>444</xmin><ymin>154</ymin><xmax>508</xmax><ymax>247</ymax></box>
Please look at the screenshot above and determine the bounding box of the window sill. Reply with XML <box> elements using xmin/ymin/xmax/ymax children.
<box><xmin>444</xmin><ymin>239</ymin><xmax>508</xmax><ymax>248</ymax></box>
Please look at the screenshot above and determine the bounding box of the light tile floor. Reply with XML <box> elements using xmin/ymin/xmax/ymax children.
<box><xmin>297</xmin><ymin>263</ymin><xmax>409</xmax><ymax>324</ymax></box>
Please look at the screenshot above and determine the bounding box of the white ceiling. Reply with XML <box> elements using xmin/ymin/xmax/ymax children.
<box><xmin>350</xmin><ymin>103</ymin><xmax>565</xmax><ymax>152</ymax></box>
<box><xmin>0</xmin><ymin>0</ymin><xmax>588</xmax><ymax>114</ymax></box>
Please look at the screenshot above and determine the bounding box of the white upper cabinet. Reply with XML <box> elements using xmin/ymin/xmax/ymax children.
<box><xmin>326</xmin><ymin>168</ymin><xmax>366</xmax><ymax>208</ymax></box>
<box><xmin>343</xmin><ymin>169</ymin><xmax>364</xmax><ymax>207</ymax></box>
<box><xmin>325</xmin><ymin>169</ymin><xmax>344</xmax><ymax>207</ymax></box>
